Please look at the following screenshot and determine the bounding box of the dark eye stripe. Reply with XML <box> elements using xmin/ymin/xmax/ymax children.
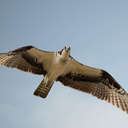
<box><xmin>58</xmin><ymin>49</ymin><xmax>63</xmax><ymax>55</ymax></box>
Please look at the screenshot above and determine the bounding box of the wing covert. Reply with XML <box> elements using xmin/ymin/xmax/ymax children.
<box><xmin>57</xmin><ymin>57</ymin><xmax>128</xmax><ymax>114</ymax></box>
<box><xmin>0</xmin><ymin>46</ymin><xmax>54</xmax><ymax>75</ymax></box>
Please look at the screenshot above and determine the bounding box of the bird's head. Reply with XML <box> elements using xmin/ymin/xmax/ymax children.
<box><xmin>56</xmin><ymin>46</ymin><xmax>71</xmax><ymax>62</ymax></box>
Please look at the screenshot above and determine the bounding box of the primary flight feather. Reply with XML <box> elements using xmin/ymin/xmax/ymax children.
<box><xmin>0</xmin><ymin>45</ymin><xmax>128</xmax><ymax>114</ymax></box>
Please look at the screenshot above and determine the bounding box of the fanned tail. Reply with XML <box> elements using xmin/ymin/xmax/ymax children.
<box><xmin>34</xmin><ymin>80</ymin><xmax>54</xmax><ymax>98</ymax></box>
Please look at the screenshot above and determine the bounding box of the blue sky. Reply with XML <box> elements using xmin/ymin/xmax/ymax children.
<box><xmin>0</xmin><ymin>0</ymin><xmax>128</xmax><ymax>128</ymax></box>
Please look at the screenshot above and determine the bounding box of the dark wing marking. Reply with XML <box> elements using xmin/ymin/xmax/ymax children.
<box><xmin>0</xmin><ymin>46</ymin><xmax>48</xmax><ymax>75</ymax></box>
<box><xmin>57</xmin><ymin>57</ymin><xmax>128</xmax><ymax>114</ymax></box>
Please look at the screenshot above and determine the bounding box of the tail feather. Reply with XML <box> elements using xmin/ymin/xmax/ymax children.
<box><xmin>34</xmin><ymin>80</ymin><xmax>53</xmax><ymax>98</ymax></box>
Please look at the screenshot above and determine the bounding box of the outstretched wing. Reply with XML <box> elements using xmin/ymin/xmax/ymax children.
<box><xmin>0</xmin><ymin>46</ymin><xmax>54</xmax><ymax>75</ymax></box>
<box><xmin>57</xmin><ymin>57</ymin><xmax>128</xmax><ymax>114</ymax></box>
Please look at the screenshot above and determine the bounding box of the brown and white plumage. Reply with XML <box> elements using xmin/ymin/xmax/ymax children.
<box><xmin>0</xmin><ymin>46</ymin><xmax>55</xmax><ymax>98</ymax></box>
<box><xmin>57</xmin><ymin>58</ymin><xmax>128</xmax><ymax>113</ymax></box>
<box><xmin>0</xmin><ymin>46</ymin><xmax>47</xmax><ymax>75</ymax></box>
<box><xmin>0</xmin><ymin>45</ymin><xmax>128</xmax><ymax>114</ymax></box>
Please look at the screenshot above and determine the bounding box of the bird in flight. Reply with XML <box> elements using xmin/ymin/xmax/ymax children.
<box><xmin>0</xmin><ymin>45</ymin><xmax>128</xmax><ymax>114</ymax></box>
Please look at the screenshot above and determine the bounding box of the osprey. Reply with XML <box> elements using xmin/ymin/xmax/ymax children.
<box><xmin>0</xmin><ymin>46</ymin><xmax>128</xmax><ymax>114</ymax></box>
